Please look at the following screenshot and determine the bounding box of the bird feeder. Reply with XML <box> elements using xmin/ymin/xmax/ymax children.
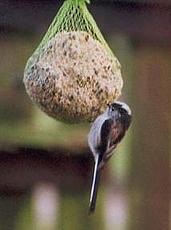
<box><xmin>23</xmin><ymin>0</ymin><xmax>123</xmax><ymax>122</ymax></box>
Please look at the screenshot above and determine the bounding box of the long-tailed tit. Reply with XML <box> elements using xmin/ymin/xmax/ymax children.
<box><xmin>88</xmin><ymin>101</ymin><xmax>132</xmax><ymax>213</ymax></box>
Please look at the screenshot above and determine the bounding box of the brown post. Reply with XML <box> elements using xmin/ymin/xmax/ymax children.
<box><xmin>128</xmin><ymin>42</ymin><xmax>171</xmax><ymax>230</ymax></box>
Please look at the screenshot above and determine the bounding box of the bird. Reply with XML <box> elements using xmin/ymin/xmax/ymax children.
<box><xmin>88</xmin><ymin>101</ymin><xmax>132</xmax><ymax>213</ymax></box>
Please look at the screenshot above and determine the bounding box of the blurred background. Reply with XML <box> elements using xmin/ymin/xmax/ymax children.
<box><xmin>0</xmin><ymin>0</ymin><xmax>170</xmax><ymax>229</ymax></box>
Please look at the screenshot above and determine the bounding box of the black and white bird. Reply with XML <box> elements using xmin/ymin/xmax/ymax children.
<box><xmin>88</xmin><ymin>101</ymin><xmax>132</xmax><ymax>213</ymax></box>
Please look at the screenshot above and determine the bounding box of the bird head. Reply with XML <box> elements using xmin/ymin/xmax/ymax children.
<box><xmin>107</xmin><ymin>101</ymin><xmax>132</xmax><ymax>129</ymax></box>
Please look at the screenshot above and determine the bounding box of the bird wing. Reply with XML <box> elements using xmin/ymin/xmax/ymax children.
<box><xmin>110</xmin><ymin>121</ymin><xmax>125</xmax><ymax>147</ymax></box>
<box><xmin>98</xmin><ymin>118</ymin><xmax>124</xmax><ymax>168</ymax></box>
<box><xmin>96</xmin><ymin>118</ymin><xmax>114</xmax><ymax>167</ymax></box>
<box><xmin>98</xmin><ymin>118</ymin><xmax>114</xmax><ymax>154</ymax></box>
<box><xmin>88</xmin><ymin>113</ymin><xmax>108</xmax><ymax>157</ymax></box>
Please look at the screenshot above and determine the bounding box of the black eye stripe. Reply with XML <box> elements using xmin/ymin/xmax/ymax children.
<box><xmin>121</xmin><ymin>107</ymin><xmax>129</xmax><ymax>114</ymax></box>
<box><xmin>111</xmin><ymin>103</ymin><xmax>122</xmax><ymax>111</ymax></box>
<box><xmin>110</xmin><ymin>105</ymin><xmax>128</xmax><ymax>115</ymax></box>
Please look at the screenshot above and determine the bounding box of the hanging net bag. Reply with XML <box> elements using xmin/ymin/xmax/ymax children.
<box><xmin>23</xmin><ymin>0</ymin><xmax>123</xmax><ymax>122</ymax></box>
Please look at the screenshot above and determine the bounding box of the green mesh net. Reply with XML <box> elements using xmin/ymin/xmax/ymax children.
<box><xmin>33</xmin><ymin>0</ymin><xmax>114</xmax><ymax>61</ymax></box>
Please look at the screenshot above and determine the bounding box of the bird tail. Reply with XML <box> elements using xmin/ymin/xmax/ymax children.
<box><xmin>89</xmin><ymin>155</ymin><xmax>101</xmax><ymax>214</ymax></box>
